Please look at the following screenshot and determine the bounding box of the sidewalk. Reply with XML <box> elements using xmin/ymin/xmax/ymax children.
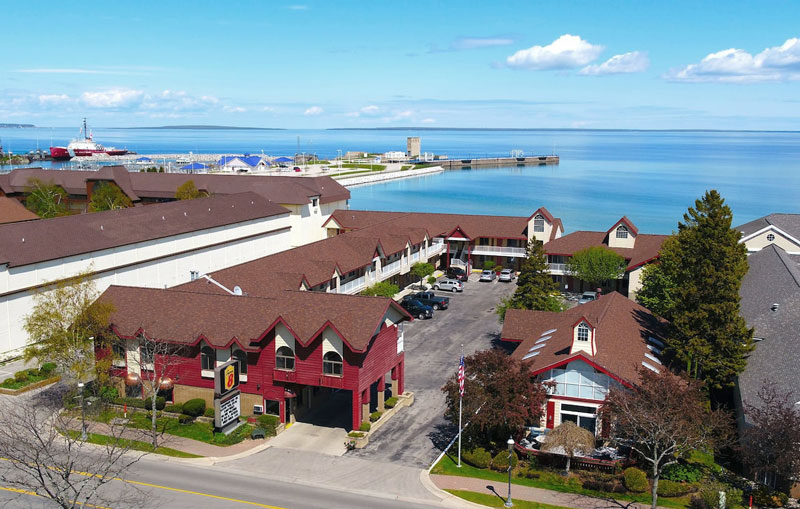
<box><xmin>431</xmin><ymin>474</ymin><xmax>665</xmax><ymax>509</ymax></box>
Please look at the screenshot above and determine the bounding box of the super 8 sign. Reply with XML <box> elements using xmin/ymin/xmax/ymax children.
<box><xmin>214</xmin><ymin>359</ymin><xmax>240</xmax><ymax>397</ymax></box>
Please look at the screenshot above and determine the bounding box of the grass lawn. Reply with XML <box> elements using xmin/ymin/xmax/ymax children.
<box><xmin>445</xmin><ymin>490</ymin><xmax>572</xmax><ymax>509</ymax></box>
<box><xmin>0</xmin><ymin>371</ymin><xmax>57</xmax><ymax>390</ymax></box>
<box><xmin>432</xmin><ymin>453</ymin><xmax>690</xmax><ymax>509</ymax></box>
<box><xmin>338</xmin><ymin>163</ymin><xmax>387</xmax><ymax>171</ymax></box>
<box><xmin>64</xmin><ymin>430</ymin><xmax>201</xmax><ymax>458</ymax></box>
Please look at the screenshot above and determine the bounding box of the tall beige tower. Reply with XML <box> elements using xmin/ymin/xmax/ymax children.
<box><xmin>406</xmin><ymin>137</ymin><xmax>421</xmax><ymax>158</ymax></box>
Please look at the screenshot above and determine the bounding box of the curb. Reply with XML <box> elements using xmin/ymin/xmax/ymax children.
<box><xmin>419</xmin><ymin>470</ymin><xmax>488</xmax><ymax>508</ymax></box>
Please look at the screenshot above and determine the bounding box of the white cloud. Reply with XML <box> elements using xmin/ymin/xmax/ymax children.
<box><xmin>420</xmin><ymin>118</ymin><xmax>436</xmax><ymax>124</ymax></box>
<box><xmin>223</xmin><ymin>106</ymin><xmax>247</xmax><ymax>113</ymax></box>
<box><xmin>304</xmin><ymin>106</ymin><xmax>323</xmax><ymax>115</ymax></box>
<box><xmin>395</xmin><ymin>110</ymin><xmax>412</xmax><ymax>118</ymax></box>
<box><xmin>668</xmin><ymin>37</ymin><xmax>800</xmax><ymax>82</ymax></box>
<box><xmin>80</xmin><ymin>88</ymin><xmax>145</xmax><ymax>108</ymax></box>
<box><xmin>452</xmin><ymin>37</ymin><xmax>514</xmax><ymax>50</ymax></box>
<box><xmin>38</xmin><ymin>94</ymin><xmax>70</xmax><ymax>105</ymax></box>
<box><xmin>506</xmin><ymin>34</ymin><xmax>604</xmax><ymax>70</ymax></box>
<box><xmin>360</xmin><ymin>105</ymin><xmax>380</xmax><ymax>114</ymax></box>
<box><xmin>344</xmin><ymin>111</ymin><xmax>360</xmax><ymax>117</ymax></box>
<box><xmin>261</xmin><ymin>106</ymin><xmax>275</xmax><ymax>112</ymax></box>
<box><xmin>580</xmin><ymin>51</ymin><xmax>649</xmax><ymax>75</ymax></box>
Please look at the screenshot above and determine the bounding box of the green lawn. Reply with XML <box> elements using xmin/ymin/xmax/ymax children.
<box><xmin>432</xmin><ymin>454</ymin><xmax>690</xmax><ymax>509</ymax></box>
<box><xmin>91</xmin><ymin>410</ymin><xmax>254</xmax><ymax>446</ymax></box>
<box><xmin>0</xmin><ymin>371</ymin><xmax>57</xmax><ymax>390</ymax></box>
<box><xmin>445</xmin><ymin>490</ymin><xmax>572</xmax><ymax>509</ymax></box>
<box><xmin>65</xmin><ymin>430</ymin><xmax>202</xmax><ymax>458</ymax></box>
<box><xmin>338</xmin><ymin>163</ymin><xmax>386</xmax><ymax>171</ymax></box>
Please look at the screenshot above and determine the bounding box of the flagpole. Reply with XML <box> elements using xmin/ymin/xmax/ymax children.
<box><xmin>457</xmin><ymin>344</ymin><xmax>463</xmax><ymax>468</ymax></box>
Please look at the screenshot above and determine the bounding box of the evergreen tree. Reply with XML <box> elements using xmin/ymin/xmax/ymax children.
<box><xmin>640</xmin><ymin>190</ymin><xmax>753</xmax><ymax>389</ymax></box>
<box><xmin>497</xmin><ymin>239</ymin><xmax>561</xmax><ymax>321</ymax></box>
<box><xmin>88</xmin><ymin>182</ymin><xmax>133</xmax><ymax>212</ymax></box>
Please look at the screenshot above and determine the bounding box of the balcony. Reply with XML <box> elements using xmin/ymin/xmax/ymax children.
<box><xmin>338</xmin><ymin>275</ymin><xmax>366</xmax><ymax>294</ymax></box>
<box><xmin>471</xmin><ymin>245</ymin><xmax>527</xmax><ymax>257</ymax></box>
<box><xmin>380</xmin><ymin>259</ymin><xmax>402</xmax><ymax>277</ymax></box>
<box><xmin>273</xmin><ymin>369</ymin><xmax>296</xmax><ymax>382</ymax></box>
<box><xmin>548</xmin><ymin>263</ymin><xmax>567</xmax><ymax>274</ymax></box>
<box><xmin>410</xmin><ymin>251</ymin><xmax>420</xmax><ymax>263</ymax></box>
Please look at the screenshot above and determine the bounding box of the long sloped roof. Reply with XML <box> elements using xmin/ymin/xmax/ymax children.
<box><xmin>737</xmin><ymin>213</ymin><xmax>800</xmax><ymax>240</ymax></box>
<box><xmin>543</xmin><ymin>231</ymin><xmax>668</xmax><ymax>271</ymax></box>
<box><xmin>0</xmin><ymin>192</ymin><xmax>289</xmax><ymax>267</ymax></box>
<box><xmin>0</xmin><ymin>197</ymin><xmax>38</xmax><ymax>224</ymax></box>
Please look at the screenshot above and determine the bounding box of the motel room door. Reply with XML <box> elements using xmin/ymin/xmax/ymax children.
<box><xmin>545</xmin><ymin>401</ymin><xmax>555</xmax><ymax>429</ymax></box>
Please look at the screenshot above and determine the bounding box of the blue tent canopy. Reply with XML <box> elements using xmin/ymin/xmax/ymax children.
<box><xmin>135</xmin><ymin>156</ymin><xmax>152</xmax><ymax>162</ymax></box>
<box><xmin>274</xmin><ymin>156</ymin><xmax>293</xmax><ymax>163</ymax></box>
<box><xmin>180</xmin><ymin>162</ymin><xmax>207</xmax><ymax>170</ymax></box>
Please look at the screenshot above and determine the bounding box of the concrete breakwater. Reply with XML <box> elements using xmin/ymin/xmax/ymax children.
<box><xmin>340</xmin><ymin>165</ymin><xmax>444</xmax><ymax>187</ymax></box>
<box><xmin>435</xmin><ymin>155</ymin><xmax>558</xmax><ymax>169</ymax></box>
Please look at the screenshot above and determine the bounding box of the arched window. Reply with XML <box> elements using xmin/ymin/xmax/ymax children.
<box><xmin>323</xmin><ymin>351</ymin><xmax>343</xmax><ymax>376</ymax></box>
<box><xmin>276</xmin><ymin>346</ymin><xmax>295</xmax><ymax>371</ymax></box>
<box><xmin>201</xmin><ymin>346</ymin><xmax>215</xmax><ymax>370</ymax></box>
<box><xmin>577</xmin><ymin>323</ymin><xmax>590</xmax><ymax>342</ymax></box>
<box><xmin>533</xmin><ymin>214</ymin><xmax>545</xmax><ymax>233</ymax></box>
<box><xmin>232</xmin><ymin>348</ymin><xmax>248</xmax><ymax>375</ymax></box>
<box><xmin>616</xmin><ymin>225</ymin><xmax>629</xmax><ymax>239</ymax></box>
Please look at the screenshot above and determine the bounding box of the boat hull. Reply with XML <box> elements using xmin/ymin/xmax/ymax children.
<box><xmin>49</xmin><ymin>146</ymin><xmax>71</xmax><ymax>160</ymax></box>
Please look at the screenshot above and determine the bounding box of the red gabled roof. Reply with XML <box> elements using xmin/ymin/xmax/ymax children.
<box><xmin>543</xmin><ymin>231</ymin><xmax>667</xmax><ymax>271</ymax></box>
<box><xmin>0</xmin><ymin>197</ymin><xmax>38</xmax><ymax>224</ymax></box>
<box><xmin>527</xmin><ymin>206</ymin><xmax>555</xmax><ymax>223</ymax></box>
<box><xmin>606</xmin><ymin>216</ymin><xmax>639</xmax><ymax>237</ymax></box>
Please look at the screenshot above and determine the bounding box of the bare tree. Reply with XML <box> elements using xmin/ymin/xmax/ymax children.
<box><xmin>741</xmin><ymin>381</ymin><xmax>800</xmax><ymax>493</ymax></box>
<box><xmin>0</xmin><ymin>390</ymin><xmax>146</xmax><ymax>509</ymax></box>
<box><xmin>602</xmin><ymin>368</ymin><xmax>732</xmax><ymax>509</ymax></box>
<box><xmin>542</xmin><ymin>421</ymin><xmax>595</xmax><ymax>473</ymax></box>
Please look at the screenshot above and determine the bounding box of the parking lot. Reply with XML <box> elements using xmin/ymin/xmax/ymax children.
<box><xmin>349</xmin><ymin>274</ymin><xmax>516</xmax><ymax>468</ymax></box>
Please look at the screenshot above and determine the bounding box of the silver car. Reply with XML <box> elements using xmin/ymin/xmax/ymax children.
<box><xmin>498</xmin><ymin>268</ymin><xmax>515</xmax><ymax>282</ymax></box>
<box><xmin>479</xmin><ymin>269</ymin><xmax>497</xmax><ymax>282</ymax></box>
<box><xmin>578</xmin><ymin>291</ymin><xmax>598</xmax><ymax>304</ymax></box>
<box><xmin>433</xmin><ymin>278</ymin><xmax>464</xmax><ymax>292</ymax></box>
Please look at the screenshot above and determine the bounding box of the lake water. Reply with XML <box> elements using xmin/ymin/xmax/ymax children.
<box><xmin>1</xmin><ymin>127</ymin><xmax>798</xmax><ymax>233</ymax></box>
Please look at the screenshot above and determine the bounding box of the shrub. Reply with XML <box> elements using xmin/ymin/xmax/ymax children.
<box><xmin>623</xmin><ymin>467</ymin><xmax>649</xmax><ymax>493</ymax></box>
<box><xmin>13</xmin><ymin>371</ymin><xmax>28</xmax><ymax>383</ymax></box>
<box><xmin>204</xmin><ymin>408</ymin><xmax>215</xmax><ymax>418</ymax></box>
<box><xmin>583</xmin><ymin>480</ymin><xmax>618</xmax><ymax>493</ymax></box>
<box><xmin>347</xmin><ymin>431</ymin><xmax>365</xmax><ymax>438</ymax></box>
<box><xmin>40</xmin><ymin>362</ymin><xmax>57</xmax><ymax>375</ymax></box>
<box><xmin>483</xmin><ymin>260</ymin><xmax>496</xmax><ymax>270</ymax></box>
<box><xmin>164</xmin><ymin>404</ymin><xmax>182</xmax><ymax>413</ymax></box>
<box><xmin>515</xmin><ymin>465</ymin><xmax>540</xmax><ymax>479</ymax></box>
<box><xmin>427</xmin><ymin>276</ymin><xmax>437</xmax><ymax>285</ymax></box>
<box><xmin>26</xmin><ymin>368</ymin><xmax>41</xmax><ymax>377</ymax></box>
<box><xmin>1</xmin><ymin>378</ymin><xmax>15</xmax><ymax>388</ymax></box>
<box><xmin>154</xmin><ymin>396</ymin><xmax>166</xmax><ymax>411</ymax></box>
<box><xmin>662</xmin><ymin>462</ymin><xmax>704</xmax><ymax>483</ymax></box>
<box><xmin>178</xmin><ymin>414</ymin><xmax>194</xmax><ymax>425</ymax></box>
<box><xmin>692</xmin><ymin>482</ymin><xmax>744</xmax><ymax>509</ymax></box>
<box><xmin>384</xmin><ymin>396</ymin><xmax>398</xmax><ymax>409</ymax></box>
<box><xmin>752</xmin><ymin>485</ymin><xmax>788</xmax><ymax>508</ymax></box>
<box><xmin>359</xmin><ymin>421</ymin><xmax>371</xmax><ymax>432</ymax></box>
<box><xmin>490</xmin><ymin>450</ymin><xmax>519</xmax><ymax>472</ymax></box>
<box><xmin>98</xmin><ymin>386</ymin><xmax>118</xmax><ymax>402</ymax></box>
<box><xmin>657</xmin><ymin>479</ymin><xmax>691</xmax><ymax>498</ymax></box>
<box><xmin>182</xmin><ymin>398</ymin><xmax>206</xmax><ymax>418</ymax></box>
<box><xmin>369</xmin><ymin>411</ymin><xmax>383</xmax><ymax>422</ymax></box>
<box><xmin>462</xmin><ymin>447</ymin><xmax>492</xmax><ymax>469</ymax></box>
<box><xmin>256</xmin><ymin>415</ymin><xmax>279</xmax><ymax>434</ymax></box>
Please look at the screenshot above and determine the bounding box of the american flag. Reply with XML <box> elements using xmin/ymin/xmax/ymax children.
<box><xmin>458</xmin><ymin>355</ymin><xmax>465</xmax><ymax>397</ymax></box>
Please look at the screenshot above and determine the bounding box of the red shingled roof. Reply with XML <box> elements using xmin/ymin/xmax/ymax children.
<box><xmin>544</xmin><ymin>231</ymin><xmax>667</xmax><ymax>271</ymax></box>
<box><xmin>0</xmin><ymin>197</ymin><xmax>38</xmax><ymax>224</ymax></box>
<box><xmin>100</xmin><ymin>285</ymin><xmax>410</xmax><ymax>353</ymax></box>
<box><xmin>503</xmin><ymin>292</ymin><xmax>667</xmax><ymax>386</ymax></box>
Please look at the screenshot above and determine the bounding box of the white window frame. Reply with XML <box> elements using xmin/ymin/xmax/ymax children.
<box><xmin>201</xmin><ymin>345</ymin><xmax>215</xmax><ymax>378</ymax></box>
<box><xmin>616</xmin><ymin>225</ymin><xmax>629</xmax><ymax>239</ymax></box>
<box><xmin>577</xmin><ymin>323</ymin><xmax>590</xmax><ymax>342</ymax></box>
<box><xmin>232</xmin><ymin>347</ymin><xmax>248</xmax><ymax>382</ymax></box>
<box><xmin>533</xmin><ymin>214</ymin><xmax>545</xmax><ymax>233</ymax></box>
<box><xmin>276</xmin><ymin>346</ymin><xmax>295</xmax><ymax>371</ymax></box>
<box><xmin>322</xmin><ymin>351</ymin><xmax>343</xmax><ymax>377</ymax></box>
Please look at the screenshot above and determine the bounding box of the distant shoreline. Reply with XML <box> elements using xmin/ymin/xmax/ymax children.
<box><xmin>117</xmin><ymin>125</ymin><xmax>287</xmax><ymax>130</ymax></box>
<box><xmin>327</xmin><ymin>127</ymin><xmax>800</xmax><ymax>133</ymax></box>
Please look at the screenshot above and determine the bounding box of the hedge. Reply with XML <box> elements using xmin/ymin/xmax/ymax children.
<box><xmin>182</xmin><ymin>398</ymin><xmax>206</xmax><ymax>417</ymax></box>
<box><xmin>369</xmin><ymin>411</ymin><xmax>382</xmax><ymax>422</ymax></box>
<box><xmin>490</xmin><ymin>450</ymin><xmax>519</xmax><ymax>472</ymax></box>
<box><xmin>359</xmin><ymin>422</ymin><xmax>371</xmax><ymax>432</ymax></box>
<box><xmin>657</xmin><ymin>479</ymin><xmax>691</xmax><ymax>498</ymax></box>
<box><xmin>623</xmin><ymin>467</ymin><xmax>649</xmax><ymax>493</ymax></box>
<box><xmin>164</xmin><ymin>404</ymin><xmax>182</xmax><ymax>413</ymax></box>
<box><xmin>462</xmin><ymin>447</ymin><xmax>491</xmax><ymax>469</ymax></box>
<box><xmin>384</xmin><ymin>396</ymin><xmax>398</xmax><ymax>408</ymax></box>
<box><xmin>40</xmin><ymin>362</ymin><xmax>57</xmax><ymax>375</ymax></box>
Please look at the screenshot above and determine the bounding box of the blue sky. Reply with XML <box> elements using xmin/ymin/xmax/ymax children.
<box><xmin>2</xmin><ymin>0</ymin><xmax>799</xmax><ymax>129</ymax></box>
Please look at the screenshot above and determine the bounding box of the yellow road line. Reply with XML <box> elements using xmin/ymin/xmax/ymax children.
<box><xmin>0</xmin><ymin>486</ymin><xmax>111</xmax><ymax>508</ymax></box>
<box><xmin>119</xmin><ymin>478</ymin><xmax>285</xmax><ymax>508</ymax></box>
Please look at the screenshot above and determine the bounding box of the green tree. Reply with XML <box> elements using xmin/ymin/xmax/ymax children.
<box><xmin>566</xmin><ymin>245</ymin><xmax>627</xmax><ymax>291</ymax></box>
<box><xmin>639</xmin><ymin>190</ymin><xmax>753</xmax><ymax>389</ymax></box>
<box><xmin>635</xmin><ymin>236</ymin><xmax>680</xmax><ymax>318</ymax></box>
<box><xmin>23</xmin><ymin>270</ymin><xmax>114</xmax><ymax>383</ymax></box>
<box><xmin>497</xmin><ymin>239</ymin><xmax>561</xmax><ymax>321</ymax></box>
<box><xmin>411</xmin><ymin>262</ymin><xmax>435</xmax><ymax>288</ymax></box>
<box><xmin>88</xmin><ymin>182</ymin><xmax>132</xmax><ymax>212</ymax></box>
<box><xmin>360</xmin><ymin>281</ymin><xmax>399</xmax><ymax>297</ymax></box>
<box><xmin>24</xmin><ymin>178</ymin><xmax>68</xmax><ymax>218</ymax></box>
<box><xmin>175</xmin><ymin>180</ymin><xmax>207</xmax><ymax>200</ymax></box>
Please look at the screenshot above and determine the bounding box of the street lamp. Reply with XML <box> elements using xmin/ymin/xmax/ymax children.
<box><xmin>505</xmin><ymin>436</ymin><xmax>515</xmax><ymax>507</ymax></box>
<box><xmin>77</xmin><ymin>382</ymin><xmax>87</xmax><ymax>440</ymax></box>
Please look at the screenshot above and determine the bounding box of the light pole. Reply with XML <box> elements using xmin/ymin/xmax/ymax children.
<box><xmin>77</xmin><ymin>382</ymin><xmax>87</xmax><ymax>440</ymax></box>
<box><xmin>505</xmin><ymin>436</ymin><xmax>515</xmax><ymax>507</ymax></box>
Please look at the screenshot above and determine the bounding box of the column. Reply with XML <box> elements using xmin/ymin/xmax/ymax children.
<box><xmin>351</xmin><ymin>390</ymin><xmax>361</xmax><ymax>431</ymax></box>
<box><xmin>397</xmin><ymin>360</ymin><xmax>405</xmax><ymax>395</ymax></box>
<box><xmin>361</xmin><ymin>388</ymin><xmax>370</xmax><ymax>424</ymax></box>
<box><xmin>377</xmin><ymin>375</ymin><xmax>385</xmax><ymax>412</ymax></box>
<box><xmin>391</xmin><ymin>366</ymin><xmax>399</xmax><ymax>398</ymax></box>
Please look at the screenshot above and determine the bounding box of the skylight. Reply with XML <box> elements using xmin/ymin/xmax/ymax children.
<box><xmin>535</xmin><ymin>335</ymin><xmax>552</xmax><ymax>344</ymax></box>
<box><xmin>522</xmin><ymin>351</ymin><xmax>540</xmax><ymax>360</ymax></box>
<box><xmin>644</xmin><ymin>352</ymin><xmax>662</xmax><ymax>365</ymax></box>
<box><xmin>646</xmin><ymin>344</ymin><xmax>662</xmax><ymax>355</ymax></box>
<box><xmin>528</xmin><ymin>343</ymin><xmax>547</xmax><ymax>352</ymax></box>
<box><xmin>647</xmin><ymin>336</ymin><xmax>665</xmax><ymax>349</ymax></box>
<box><xmin>641</xmin><ymin>361</ymin><xmax>660</xmax><ymax>373</ymax></box>
<box><xmin>541</xmin><ymin>329</ymin><xmax>557</xmax><ymax>336</ymax></box>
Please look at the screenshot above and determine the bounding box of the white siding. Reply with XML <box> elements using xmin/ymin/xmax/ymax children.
<box><xmin>275</xmin><ymin>323</ymin><xmax>295</xmax><ymax>352</ymax></box>
<box><xmin>321</xmin><ymin>328</ymin><xmax>343</xmax><ymax>358</ymax></box>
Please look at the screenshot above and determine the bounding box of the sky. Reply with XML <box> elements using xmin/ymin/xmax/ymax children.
<box><xmin>1</xmin><ymin>0</ymin><xmax>799</xmax><ymax>130</ymax></box>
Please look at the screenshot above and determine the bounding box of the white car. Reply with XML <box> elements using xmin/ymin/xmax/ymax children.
<box><xmin>578</xmin><ymin>291</ymin><xmax>598</xmax><ymax>304</ymax></box>
<box><xmin>479</xmin><ymin>269</ymin><xmax>497</xmax><ymax>282</ymax></box>
<box><xmin>498</xmin><ymin>269</ymin><xmax>515</xmax><ymax>282</ymax></box>
<box><xmin>433</xmin><ymin>278</ymin><xmax>464</xmax><ymax>292</ymax></box>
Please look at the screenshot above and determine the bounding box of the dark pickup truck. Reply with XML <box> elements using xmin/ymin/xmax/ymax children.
<box><xmin>404</xmin><ymin>291</ymin><xmax>449</xmax><ymax>310</ymax></box>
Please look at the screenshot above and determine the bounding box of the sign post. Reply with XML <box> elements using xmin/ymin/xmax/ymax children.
<box><xmin>213</xmin><ymin>360</ymin><xmax>241</xmax><ymax>434</ymax></box>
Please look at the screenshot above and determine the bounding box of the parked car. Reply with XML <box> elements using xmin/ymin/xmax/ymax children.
<box><xmin>293</xmin><ymin>166</ymin><xmax>302</xmax><ymax>172</ymax></box>
<box><xmin>578</xmin><ymin>291</ymin><xmax>598</xmax><ymax>304</ymax></box>
<box><xmin>400</xmin><ymin>298</ymin><xmax>433</xmax><ymax>319</ymax></box>
<box><xmin>405</xmin><ymin>291</ymin><xmax>449</xmax><ymax>310</ymax></box>
<box><xmin>433</xmin><ymin>278</ymin><xmax>464</xmax><ymax>293</ymax></box>
<box><xmin>446</xmin><ymin>267</ymin><xmax>469</xmax><ymax>282</ymax></box>
<box><xmin>479</xmin><ymin>269</ymin><xmax>497</xmax><ymax>282</ymax></box>
<box><xmin>498</xmin><ymin>268</ymin><xmax>515</xmax><ymax>282</ymax></box>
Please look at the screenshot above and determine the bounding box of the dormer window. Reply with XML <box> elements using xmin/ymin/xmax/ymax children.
<box><xmin>311</xmin><ymin>197</ymin><xmax>319</xmax><ymax>207</ymax></box>
<box><xmin>616</xmin><ymin>225</ymin><xmax>629</xmax><ymax>239</ymax></box>
<box><xmin>577</xmin><ymin>323</ymin><xmax>590</xmax><ymax>342</ymax></box>
<box><xmin>533</xmin><ymin>215</ymin><xmax>545</xmax><ymax>232</ymax></box>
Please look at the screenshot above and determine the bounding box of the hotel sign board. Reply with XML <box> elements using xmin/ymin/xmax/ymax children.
<box><xmin>214</xmin><ymin>390</ymin><xmax>241</xmax><ymax>431</ymax></box>
<box><xmin>214</xmin><ymin>360</ymin><xmax>240</xmax><ymax>397</ymax></box>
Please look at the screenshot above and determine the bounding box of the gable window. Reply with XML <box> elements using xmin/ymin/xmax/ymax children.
<box><xmin>533</xmin><ymin>214</ymin><xmax>545</xmax><ymax>233</ymax></box>
<box><xmin>577</xmin><ymin>323</ymin><xmax>590</xmax><ymax>342</ymax></box>
<box><xmin>232</xmin><ymin>348</ymin><xmax>248</xmax><ymax>375</ymax></box>
<box><xmin>276</xmin><ymin>346</ymin><xmax>295</xmax><ymax>371</ymax></box>
<box><xmin>323</xmin><ymin>351</ymin><xmax>343</xmax><ymax>376</ymax></box>
<box><xmin>766</xmin><ymin>233</ymin><xmax>775</xmax><ymax>241</ymax></box>
<box><xmin>616</xmin><ymin>225</ymin><xmax>629</xmax><ymax>239</ymax></box>
<box><xmin>201</xmin><ymin>346</ymin><xmax>215</xmax><ymax>371</ymax></box>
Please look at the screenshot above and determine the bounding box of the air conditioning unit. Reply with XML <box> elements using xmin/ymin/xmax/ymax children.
<box><xmin>253</xmin><ymin>404</ymin><xmax>264</xmax><ymax>415</ymax></box>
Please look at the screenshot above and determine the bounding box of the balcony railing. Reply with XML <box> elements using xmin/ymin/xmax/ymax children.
<box><xmin>338</xmin><ymin>275</ymin><xmax>366</xmax><ymax>294</ymax></box>
<box><xmin>471</xmin><ymin>245</ymin><xmax>527</xmax><ymax>257</ymax></box>
<box><xmin>381</xmin><ymin>259</ymin><xmax>402</xmax><ymax>276</ymax></box>
<box><xmin>410</xmin><ymin>251</ymin><xmax>420</xmax><ymax>263</ymax></box>
<box><xmin>548</xmin><ymin>263</ymin><xmax>567</xmax><ymax>274</ymax></box>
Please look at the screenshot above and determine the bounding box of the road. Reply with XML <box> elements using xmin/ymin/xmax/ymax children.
<box><xmin>349</xmin><ymin>276</ymin><xmax>515</xmax><ymax>467</ymax></box>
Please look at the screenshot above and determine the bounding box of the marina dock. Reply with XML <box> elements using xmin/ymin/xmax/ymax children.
<box><xmin>432</xmin><ymin>155</ymin><xmax>559</xmax><ymax>169</ymax></box>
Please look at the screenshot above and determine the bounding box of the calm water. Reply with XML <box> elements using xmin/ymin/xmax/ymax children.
<box><xmin>1</xmin><ymin>127</ymin><xmax>798</xmax><ymax>233</ymax></box>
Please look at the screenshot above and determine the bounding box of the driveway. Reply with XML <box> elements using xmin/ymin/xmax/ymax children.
<box><xmin>349</xmin><ymin>275</ymin><xmax>516</xmax><ymax>468</ymax></box>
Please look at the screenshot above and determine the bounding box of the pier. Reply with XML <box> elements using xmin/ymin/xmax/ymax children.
<box><xmin>430</xmin><ymin>155</ymin><xmax>559</xmax><ymax>169</ymax></box>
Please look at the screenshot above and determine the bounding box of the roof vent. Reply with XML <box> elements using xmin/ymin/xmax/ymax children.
<box><xmin>161</xmin><ymin>216</ymin><xmax>165</xmax><ymax>221</ymax></box>
<box><xmin>184</xmin><ymin>212</ymin><xmax>187</xmax><ymax>216</ymax></box>
<box><xmin>771</xmin><ymin>303</ymin><xmax>779</xmax><ymax>312</ymax></box>
<box><xmin>100</xmin><ymin>225</ymin><xmax>104</xmax><ymax>230</ymax></box>
<box><xmin>208</xmin><ymin>208</ymin><xmax>211</xmax><ymax>212</ymax></box>
<box><xmin>21</xmin><ymin>237</ymin><xmax>24</xmax><ymax>243</ymax></box>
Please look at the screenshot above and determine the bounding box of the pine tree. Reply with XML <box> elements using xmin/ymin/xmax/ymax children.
<box><xmin>497</xmin><ymin>239</ymin><xmax>561</xmax><ymax>321</ymax></box>
<box><xmin>644</xmin><ymin>190</ymin><xmax>753</xmax><ymax>389</ymax></box>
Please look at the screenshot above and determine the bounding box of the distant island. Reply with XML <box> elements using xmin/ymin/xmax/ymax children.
<box><xmin>0</xmin><ymin>123</ymin><xmax>36</xmax><ymax>128</ymax></box>
<box><xmin>120</xmin><ymin>125</ymin><xmax>286</xmax><ymax>130</ymax></box>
